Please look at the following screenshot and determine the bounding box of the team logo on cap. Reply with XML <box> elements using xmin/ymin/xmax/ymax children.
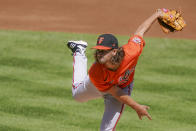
<box><xmin>98</xmin><ymin>37</ymin><xmax>104</xmax><ymax>44</ymax></box>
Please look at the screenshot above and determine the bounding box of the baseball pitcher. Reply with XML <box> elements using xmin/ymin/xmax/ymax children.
<box><xmin>66</xmin><ymin>9</ymin><xmax>185</xmax><ymax>131</ymax></box>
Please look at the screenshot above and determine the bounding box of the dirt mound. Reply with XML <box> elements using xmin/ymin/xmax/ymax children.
<box><xmin>0</xmin><ymin>0</ymin><xmax>195</xmax><ymax>39</ymax></box>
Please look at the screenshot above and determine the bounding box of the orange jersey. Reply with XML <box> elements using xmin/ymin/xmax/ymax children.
<box><xmin>89</xmin><ymin>35</ymin><xmax>145</xmax><ymax>92</ymax></box>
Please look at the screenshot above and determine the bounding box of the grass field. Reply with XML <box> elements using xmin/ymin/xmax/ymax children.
<box><xmin>0</xmin><ymin>30</ymin><xmax>196</xmax><ymax>131</ymax></box>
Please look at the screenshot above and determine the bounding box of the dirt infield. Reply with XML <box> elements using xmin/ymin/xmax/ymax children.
<box><xmin>0</xmin><ymin>0</ymin><xmax>195</xmax><ymax>39</ymax></box>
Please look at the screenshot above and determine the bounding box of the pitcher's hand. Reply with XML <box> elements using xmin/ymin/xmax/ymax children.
<box><xmin>135</xmin><ymin>105</ymin><xmax>152</xmax><ymax>120</ymax></box>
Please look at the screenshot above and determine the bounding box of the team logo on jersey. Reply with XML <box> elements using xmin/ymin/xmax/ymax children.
<box><xmin>132</xmin><ymin>37</ymin><xmax>141</xmax><ymax>44</ymax></box>
<box><xmin>118</xmin><ymin>69</ymin><xmax>130</xmax><ymax>85</ymax></box>
<box><xmin>118</xmin><ymin>67</ymin><xmax>135</xmax><ymax>85</ymax></box>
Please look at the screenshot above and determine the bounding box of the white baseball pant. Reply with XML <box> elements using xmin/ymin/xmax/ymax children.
<box><xmin>71</xmin><ymin>52</ymin><xmax>133</xmax><ymax>131</ymax></box>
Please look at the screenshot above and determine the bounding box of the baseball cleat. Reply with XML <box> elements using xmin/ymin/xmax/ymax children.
<box><xmin>67</xmin><ymin>40</ymin><xmax>88</xmax><ymax>55</ymax></box>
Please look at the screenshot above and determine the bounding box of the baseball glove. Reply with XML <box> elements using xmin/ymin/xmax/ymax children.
<box><xmin>158</xmin><ymin>8</ymin><xmax>186</xmax><ymax>33</ymax></box>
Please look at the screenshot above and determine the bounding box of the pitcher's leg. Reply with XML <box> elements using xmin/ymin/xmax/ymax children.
<box><xmin>72</xmin><ymin>53</ymin><xmax>87</xmax><ymax>88</ymax></box>
<box><xmin>73</xmin><ymin>75</ymin><xmax>102</xmax><ymax>102</ymax></box>
<box><xmin>100</xmin><ymin>94</ymin><xmax>125</xmax><ymax>131</ymax></box>
<box><xmin>67</xmin><ymin>40</ymin><xmax>102</xmax><ymax>102</ymax></box>
<box><xmin>100</xmin><ymin>83</ymin><xmax>133</xmax><ymax>131</ymax></box>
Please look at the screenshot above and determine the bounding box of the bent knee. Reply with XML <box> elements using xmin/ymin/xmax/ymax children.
<box><xmin>72</xmin><ymin>93</ymin><xmax>86</xmax><ymax>103</ymax></box>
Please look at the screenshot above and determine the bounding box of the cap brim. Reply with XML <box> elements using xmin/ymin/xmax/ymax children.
<box><xmin>91</xmin><ymin>45</ymin><xmax>112</xmax><ymax>50</ymax></box>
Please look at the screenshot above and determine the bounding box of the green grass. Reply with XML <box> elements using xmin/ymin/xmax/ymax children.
<box><xmin>0</xmin><ymin>30</ymin><xmax>195</xmax><ymax>131</ymax></box>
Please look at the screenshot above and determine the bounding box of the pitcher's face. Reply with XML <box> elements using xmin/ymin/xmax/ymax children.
<box><xmin>95</xmin><ymin>49</ymin><xmax>113</xmax><ymax>64</ymax></box>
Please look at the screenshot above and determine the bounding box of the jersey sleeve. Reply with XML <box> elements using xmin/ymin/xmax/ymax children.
<box><xmin>128</xmin><ymin>35</ymin><xmax>145</xmax><ymax>47</ymax></box>
<box><xmin>89</xmin><ymin>63</ymin><xmax>112</xmax><ymax>92</ymax></box>
<box><xmin>123</xmin><ymin>35</ymin><xmax>145</xmax><ymax>57</ymax></box>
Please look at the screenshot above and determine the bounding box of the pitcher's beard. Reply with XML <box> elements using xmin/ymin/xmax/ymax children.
<box><xmin>95</xmin><ymin>54</ymin><xmax>107</xmax><ymax>64</ymax></box>
<box><xmin>94</xmin><ymin>50</ymin><xmax>111</xmax><ymax>64</ymax></box>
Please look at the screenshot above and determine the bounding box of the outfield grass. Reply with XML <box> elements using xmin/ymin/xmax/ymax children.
<box><xmin>0</xmin><ymin>30</ymin><xmax>195</xmax><ymax>131</ymax></box>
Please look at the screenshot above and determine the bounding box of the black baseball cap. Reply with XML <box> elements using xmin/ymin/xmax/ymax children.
<box><xmin>91</xmin><ymin>34</ymin><xmax>118</xmax><ymax>50</ymax></box>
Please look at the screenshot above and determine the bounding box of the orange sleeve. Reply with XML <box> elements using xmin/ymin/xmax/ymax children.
<box><xmin>128</xmin><ymin>35</ymin><xmax>145</xmax><ymax>47</ymax></box>
<box><xmin>123</xmin><ymin>35</ymin><xmax>145</xmax><ymax>57</ymax></box>
<box><xmin>89</xmin><ymin>63</ymin><xmax>112</xmax><ymax>92</ymax></box>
